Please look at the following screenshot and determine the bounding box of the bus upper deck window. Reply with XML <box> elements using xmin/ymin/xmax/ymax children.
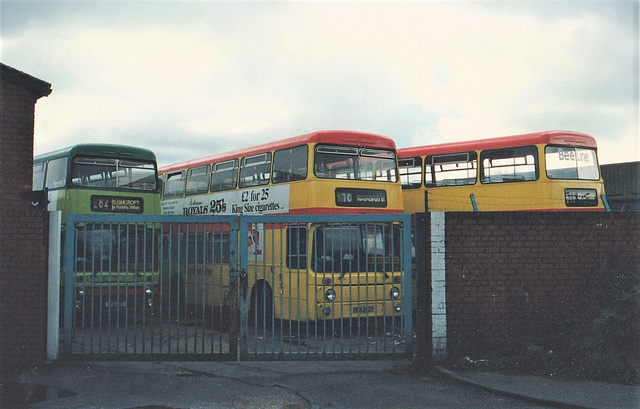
<box><xmin>163</xmin><ymin>172</ymin><xmax>185</xmax><ymax>198</ymax></box>
<box><xmin>398</xmin><ymin>157</ymin><xmax>422</xmax><ymax>189</ymax></box>
<box><xmin>186</xmin><ymin>165</ymin><xmax>211</xmax><ymax>195</ymax></box>
<box><xmin>118</xmin><ymin>160</ymin><xmax>157</xmax><ymax>190</ymax></box>
<box><xmin>359</xmin><ymin>148</ymin><xmax>398</xmax><ymax>182</ymax></box>
<box><xmin>315</xmin><ymin>145</ymin><xmax>358</xmax><ymax>179</ymax></box>
<box><xmin>480</xmin><ymin>146</ymin><xmax>538</xmax><ymax>184</ymax></box>
<box><xmin>211</xmin><ymin>159</ymin><xmax>238</xmax><ymax>192</ymax></box>
<box><xmin>273</xmin><ymin>145</ymin><xmax>308</xmax><ymax>183</ymax></box>
<box><xmin>239</xmin><ymin>153</ymin><xmax>271</xmax><ymax>188</ymax></box>
<box><xmin>314</xmin><ymin>145</ymin><xmax>397</xmax><ymax>182</ymax></box>
<box><xmin>425</xmin><ymin>152</ymin><xmax>477</xmax><ymax>187</ymax></box>
<box><xmin>545</xmin><ymin>146</ymin><xmax>600</xmax><ymax>180</ymax></box>
<box><xmin>45</xmin><ymin>157</ymin><xmax>68</xmax><ymax>189</ymax></box>
<box><xmin>33</xmin><ymin>162</ymin><xmax>46</xmax><ymax>190</ymax></box>
<box><xmin>71</xmin><ymin>157</ymin><xmax>156</xmax><ymax>190</ymax></box>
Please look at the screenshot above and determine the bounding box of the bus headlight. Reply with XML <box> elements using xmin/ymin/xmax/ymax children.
<box><xmin>325</xmin><ymin>288</ymin><xmax>336</xmax><ymax>302</ymax></box>
<box><xmin>394</xmin><ymin>303</ymin><xmax>402</xmax><ymax>312</ymax></box>
<box><xmin>390</xmin><ymin>287</ymin><xmax>400</xmax><ymax>300</ymax></box>
<box><xmin>323</xmin><ymin>306</ymin><xmax>332</xmax><ymax>316</ymax></box>
<box><xmin>78</xmin><ymin>287</ymin><xmax>86</xmax><ymax>297</ymax></box>
<box><xmin>144</xmin><ymin>285</ymin><xmax>153</xmax><ymax>295</ymax></box>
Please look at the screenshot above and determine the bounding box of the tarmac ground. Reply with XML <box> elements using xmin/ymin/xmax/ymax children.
<box><xmin>1</xmin><ymin>360</ymin><xmax>638</xmax><ymax>409</ymax></box>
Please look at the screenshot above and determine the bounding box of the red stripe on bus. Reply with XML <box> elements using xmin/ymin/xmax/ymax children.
<box><xmin>160</xmin><ymin>130</ymin><xmax>396</xmax><ymax>173</ymax></box>
<box><xmin>398</xmin><ymin>130</ymin><xmax>597</xmax><ymax>158</ymax></box>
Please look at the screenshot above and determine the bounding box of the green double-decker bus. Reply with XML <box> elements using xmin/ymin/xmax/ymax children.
<box><xmin>33</xmin><ymin>144</ymin><xmax>161</xmax><ymax>323</ymax></box>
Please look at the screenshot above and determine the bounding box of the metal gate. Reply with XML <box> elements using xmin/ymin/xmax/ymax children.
<box><xmin>62</xmin><ymin>213</ymin><xmax>412</xmax><ymax>360</ymax></box>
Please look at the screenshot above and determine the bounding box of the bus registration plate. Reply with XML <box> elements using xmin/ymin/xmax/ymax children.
<box><xmin>353</xmin><ymin>305</ymin><xmax>375</xmax><ymax>314</ymax></box>
<box><xmin>104</xmin><ymin>301</ymin><xmax>128</xmax><ymax>308</ymax></box>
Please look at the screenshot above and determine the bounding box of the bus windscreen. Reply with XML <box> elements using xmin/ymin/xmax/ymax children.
<box><xmin>314</xmin><ymin>145</ymin><xmax>398</xmax><ymax>182</ymax></box>
<box><xmin>72</xmin><ymin>157</ymin><xmax>157</xmax><ymax>190</ymax></box>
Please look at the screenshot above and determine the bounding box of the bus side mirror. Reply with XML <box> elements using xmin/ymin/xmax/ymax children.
<box><xmin>157</xmin><ymin>177</ymin><xmax>163</xmax><ymax>194</ymax></box>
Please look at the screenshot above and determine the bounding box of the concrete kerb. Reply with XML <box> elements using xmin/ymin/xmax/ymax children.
<box><xmin>435</xmin><ymin>366</ymin><xmax>640</xmax><ymax>409</ymax></box>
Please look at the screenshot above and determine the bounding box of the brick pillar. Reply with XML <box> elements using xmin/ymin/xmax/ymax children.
<box><xmin>0</xmin><ymin>64</ymin><xmax>52</xmax><ymax>370</ymax></box>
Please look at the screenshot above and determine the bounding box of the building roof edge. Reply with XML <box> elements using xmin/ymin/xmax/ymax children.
<box><xmin>0</xmin><ymin>62</ymin><xmax>52</xmax><ymax>98</ymax></box>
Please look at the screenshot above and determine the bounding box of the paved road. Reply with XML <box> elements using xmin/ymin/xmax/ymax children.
<box><xmin>14</xmin><ymin>361</ymin><xmax>551</xmax><ymax>409</ymax></box>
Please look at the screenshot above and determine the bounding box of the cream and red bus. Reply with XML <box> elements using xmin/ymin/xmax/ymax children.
<box><xmin>158</xmin><ymin>130</ymin><xmax>406</xmax><ymax>324</ymax></box>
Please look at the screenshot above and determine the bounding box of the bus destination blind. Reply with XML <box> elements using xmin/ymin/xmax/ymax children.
<box><xmin>335</xmin><ymin>188</ymin><xmax>387</xmax><ymax>208</ymax></box>
<box><xmin>91</xmin><ymin>195</ymin><xmax>144</xmax><ymax>214</ymax></box>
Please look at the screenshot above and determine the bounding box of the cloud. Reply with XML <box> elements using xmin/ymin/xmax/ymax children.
<box><xmin>183</xmin><ymin>96</ymin><xmax>294</xmax><ymax>138</ymax></box>
<box><xmin>78</xmin><ymin>27</ymin><xmax>230</xmax><ymax>96</ymax></box>
<box><xmin>34</xmin><ymin>93</ymin><xmax>134</xmax><ymax>148</ymax></box>
<box><xmin>3</xmin><ymin>1</ymin><xmax>637</xmax><ymax>166</ymax></box>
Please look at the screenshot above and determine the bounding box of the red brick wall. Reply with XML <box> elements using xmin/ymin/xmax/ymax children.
<box><xmin>443</xmin><ymin>212</ymin><xmax>640</xmax><ymax>359</ymax></box>
<box><xmin>0</xmin><ymin>77</ymin><xmax>48</xmax><ymax>369</ymax></box>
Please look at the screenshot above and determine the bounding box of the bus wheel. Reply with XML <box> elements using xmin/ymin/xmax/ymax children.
<box><xmin>249</xmin><ymin>281</ymin><xmax>273</xmax><ymax>329</ymax></box>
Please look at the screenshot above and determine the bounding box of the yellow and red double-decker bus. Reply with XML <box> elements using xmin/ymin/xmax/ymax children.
<box><xmin>398</xmin><ymin>130</ymin><xmax>607</xmax><ymax>212</ymax></box>
<box><xmin>158</xmin><ymin>130</ymin><xmax>406</xmax><ymax>323</ymax></box>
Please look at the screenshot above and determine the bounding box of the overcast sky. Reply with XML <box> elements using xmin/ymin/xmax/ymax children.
<box><xmin>1</xmin><ymin>0</ymin><xmax>638</xmax><ymax>166</ymax></box>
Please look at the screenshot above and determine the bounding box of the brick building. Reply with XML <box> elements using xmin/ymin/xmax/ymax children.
<box><xmin>0</xmin><ymin>63</ymin><xmax>52</xmax><ymax>370</ymax></box>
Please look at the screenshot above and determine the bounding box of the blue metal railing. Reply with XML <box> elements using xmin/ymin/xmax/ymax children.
<box><xmin>62</xmin><ymin>213</ymin><xmax>412</xmax><ymax>360</ymax></box>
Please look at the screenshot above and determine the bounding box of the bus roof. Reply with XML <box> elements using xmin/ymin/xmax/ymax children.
<box><xmin>159</xmin><ymin>130</ymin><xmax>397</xmax><ymax>174</ymax></box>
<box><xmin>398</xmin><ymin>130</ymin><xmax>597</xmax><ymax>158</ymax></box>
<box><xmin>34</xmin><ymin>144</ymin><xmax>157</xmax><ymax>163</ymax></box>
